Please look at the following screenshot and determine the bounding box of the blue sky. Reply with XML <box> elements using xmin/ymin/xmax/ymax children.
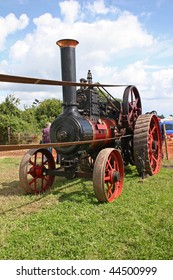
<box><xmin>0</xmin><ymin>0</ymin><xmax>173</xmax><ymax>116</ymax></box>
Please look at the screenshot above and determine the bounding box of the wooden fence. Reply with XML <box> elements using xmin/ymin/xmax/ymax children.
<box><xmin>0</xmin><ymin>127</ymin><xmax>41</xmax><ymax>145</ymax></box>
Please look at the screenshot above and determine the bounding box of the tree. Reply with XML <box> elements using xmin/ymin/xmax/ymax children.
<box><xmin>21</xmin><ymin>106</ymin><xmax>39</xmax><ymax>131</ymax></box>
<box><xmin>0</xmin><ymin>94</ymin><xmax>21</xmax><ymax>117</ymax></box>
<box><xmin>35</xmin><ymin>98</ymin><xmax>62</xmax><ymax>128</ymax></box>
<box><xmin>0</xmin><ymin>95</ymin><xmax>40</xmax><ymax>144</ymax></box>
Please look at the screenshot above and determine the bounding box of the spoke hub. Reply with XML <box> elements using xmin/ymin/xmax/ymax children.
<box><xmin>109</xmin><ymin>170</ymin><xmax>120</xmax><ymax>183</ymax></box>
<box><xmin>29</xmin><ymin>165</ymin><xmax>43</xmax><ymax>178</ymax></box>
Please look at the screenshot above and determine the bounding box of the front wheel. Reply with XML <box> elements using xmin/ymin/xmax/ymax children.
<box><xmin>19</xmin><ymin>148</ymin><xmax>55</xmax><ymax>194</ymax></box>
<box><xmin>93</xmin><ymin>148</ymin><xmax>124</xmax><ymax>202</ymax></box>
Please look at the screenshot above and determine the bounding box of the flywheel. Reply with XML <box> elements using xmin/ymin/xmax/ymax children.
<box><xmin>122</xmin><ymin>85</ymin><xmax>142</xmax><ymax>131</ymax></box>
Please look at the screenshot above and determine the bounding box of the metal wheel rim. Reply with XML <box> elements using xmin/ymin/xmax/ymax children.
<box><xmin>93</xmin><ymin>148</ymin><xmax>124</xmax><ymax>202</ymax></box>
<box><xmin>19</xmin><ymin>148</ymin><xmax>55</xmax><ymax>194</ymax></box>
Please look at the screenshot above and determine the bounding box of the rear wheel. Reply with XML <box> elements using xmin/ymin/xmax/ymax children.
<box><xmin>93</xmin><ymin>148</ymin><xmax>124</xmax><ymax>202</ymax></box>
<box><xmin>134</xmin><ymin>114</ymin><xmax>162</xmax><ymax>175</ymax></box>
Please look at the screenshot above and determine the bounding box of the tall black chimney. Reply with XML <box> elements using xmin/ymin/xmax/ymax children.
<box><xmin>56</xmin><ymin>39</ymin><xmax>79</xmax><ymax>114</ymax></box>
<box><xmin>50</xmin><ymin>38</ymin><xmax>93</xmax><ymax>155</ymax></box>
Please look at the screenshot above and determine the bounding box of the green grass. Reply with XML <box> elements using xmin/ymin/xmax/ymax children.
<box><xmin>0</xmin><ymin>157</ymin><xmax>173</xmax><ymax>260</ymax></box>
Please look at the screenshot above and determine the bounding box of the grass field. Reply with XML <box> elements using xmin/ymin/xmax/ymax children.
<box><xmin>0</xmin><ymin>157</ymin><xmax>173</xmax><ymax>260</ymax></box>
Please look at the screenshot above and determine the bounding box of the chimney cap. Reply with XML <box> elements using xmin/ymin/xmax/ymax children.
<box><xmin>56</xmin><ymin>39</ymin><xmax>79</xmax><ymax>48</ymax></box>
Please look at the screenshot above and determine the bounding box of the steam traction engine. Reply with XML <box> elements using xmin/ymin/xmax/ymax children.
<box><xmin>19</xmin><ymin>39</ymin><xmax>162</xmax><ymax>203</ymax></box>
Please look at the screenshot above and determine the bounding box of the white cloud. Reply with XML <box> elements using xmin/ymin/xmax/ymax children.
<box><xmin>86</xmin><ymin>0</ymin><xmax>113</xmax><ymax>15</ymax></box>
<box><xmin>0</xmin><ymin>13</ymin><xmax>29</xmax><ymax>51</ymax></box>
<box><xmin>121</xmin><ymin>61</ymin><xmax>147</xmax><ymax>85</ymax></box>
<box><xmin>0</xmin><ymin>0</ymin><xmax>173</xmax><ymax>116</ymax></box>
<box><xmin>6</xmin><ymin>9</ymin><xmax>154</xmax><ymax>86</ymax></box>
<box><xmin>137</xmin><ymin>66</ymin><xmax>173</xmax><ymax>114</ymax></box>
<box><xmin>152</xmin><ymin>68</ymin><xmax>173</xmax><ymax>89</ymax></box>
<box><xmin>9</xmin><ymin>13</ymin><xmax>61</xmax><ymax>77</ymax></box>
<box><xmin>10</xmin><ymin>40</ymin><xmax>30</xmax><ymax>60</ymax></box>
<box><xmin>59</xmin><ymin>0</ymin><xmax>81</xmax><ymax>23</ymax></box>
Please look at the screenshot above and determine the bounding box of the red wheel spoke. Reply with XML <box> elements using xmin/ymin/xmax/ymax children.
<box><xmin>128</xmin><ymin>110</ymin><xmax>133</xmax><ymax>120</ymax></box>
<box><xmin>105</xmin><ymin>176</ymin><xmax>111</xmax><ymax>181</ymax></box>
<box><xmin>107</xmin><ymin>158</ymin><xmax>113</xmax><ymax>170</ymax></box>
<box><xmin>129</xmin><ymin>102</ymin><xmax>133</xmax><ymax>110</ymax></box>
<box><xmin>148</xmin><ymin>132</ymin><xmax>153</xmax><ymax>141</ymax></box>
<box><xmin>29</xmin><ymin>176</ymin><xmax>38</xmax><ymax>187</ymax></box>
<box><xmin>129</xmin><ymin>97</ymin><xmax>138</xmax><ymax>111</ymax></box>
<box><xmin>149</xmin><ymin>125</ymin><xmax>156</xmax><ymax>136</ymax></box>
<box><xmin>29</xmin><ymin>159</ymin><xmax>35</xmax><ymax>166</ymax></box>
<box><xmin>114</xmin><ymin>160</ymin><xmax>118</xmax><ymax>171</ymax></box>
<box><xmin>106</xmin><ymin>183</ymin><xmax>113</xmax><ymax>197</ymax></box>
<box><xmin>150</xmin><ymin>152</ymin><xmax>157</xmax><ymax>163</ymax></box>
